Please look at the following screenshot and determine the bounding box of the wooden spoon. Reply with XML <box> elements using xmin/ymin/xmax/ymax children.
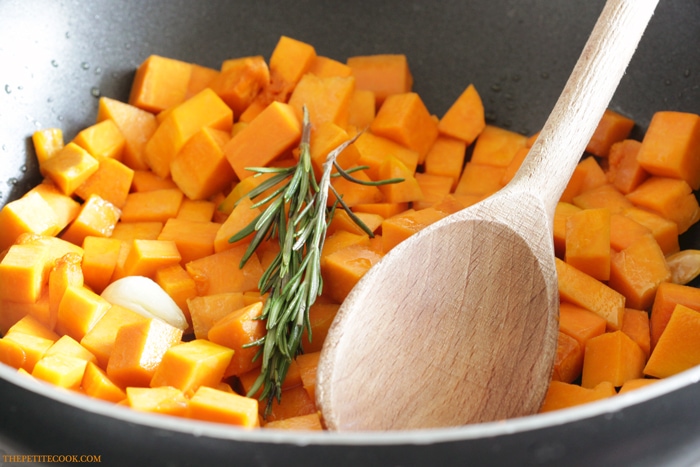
<box><xmin>316</xmin><ymin>0</ymin><xmax>659</xmax><ymax>431</ymax></box>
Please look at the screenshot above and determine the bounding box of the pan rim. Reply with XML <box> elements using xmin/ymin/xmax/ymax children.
<box><xmin>1</xmin><ymin>360</ymin><xmax>696</xmax><ymax>446</ymax></box>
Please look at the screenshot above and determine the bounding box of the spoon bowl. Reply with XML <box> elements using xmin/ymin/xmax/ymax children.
<box><xmin>317</xmin><ymin>0</ymin><xmax>659</xmax><ymax>431</ymax></box>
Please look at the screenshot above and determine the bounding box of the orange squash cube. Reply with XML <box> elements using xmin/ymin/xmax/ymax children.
<box><xmin>107</xmin><ymin>318</ymin><xmax>183</xmax><ymax>388</ymax></box>
<box><xmin>170</xmin><ymin>127</ymin><xmax>236</xmax><ymax>201</ymax></box>
<box><xmin>207</xmin><ymin>302</ymin><xmax>266</xmax><ymax>377</ymax></box>
<box><xmin>129</xmin><ymin>55</ymin><xmax>193</xmax><ymax>114</ymax></box>
<box><xmin>73</xmin><ymin>119</ymin><xmax>126</xmax><ymax>161</ymax></box>
<box><xmin>55</xmin><ymin>285</ymin><xmax>111</xmax><ymax>341</ymax></box>
<box><xmin>438</xmin><ymin>84</ymin><xmax>485</xmax><ymax>145</ymax></box>
<box><xmin>187</xmin><ymin>386</ymin><xmax>259</xmax><ymax>428</ymax></box>
<box><xmin>61</xmin><ymin>194</ymin><xmax>121</xmax><ymax>246</ymax></box>
<box><xmin>150</xmin><ymin>339</ymin><xmax>234</xmax><ymax>395</ymax></box>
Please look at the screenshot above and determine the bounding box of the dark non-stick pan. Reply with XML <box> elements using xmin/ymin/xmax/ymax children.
<box><xmin>1</xmin><ymin>1</ymin><xmax>700</xmax><ymax>465</ymax></box>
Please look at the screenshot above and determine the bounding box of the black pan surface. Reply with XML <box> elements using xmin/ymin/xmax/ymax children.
<box><xmin>1</xmin><ymin>1</ymin><xmax>699</xmax><ymax>465</ymax></box>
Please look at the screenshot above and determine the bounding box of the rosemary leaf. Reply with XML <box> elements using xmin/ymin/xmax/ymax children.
<box><xmin>227</xmin><ymin>105</ymin><xmax>402</xmax><ymax>417</ymax></box>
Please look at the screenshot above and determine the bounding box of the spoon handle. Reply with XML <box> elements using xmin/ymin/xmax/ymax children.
<box><xmin>509</xmin><ymin>0</ymin><xmax>658</xmax><ymax>215</ymax></box>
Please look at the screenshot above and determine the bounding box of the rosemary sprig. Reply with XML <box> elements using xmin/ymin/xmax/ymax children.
<box><xmin>228</xmin><ymin>106</ymin><xmax>402</xmax><ymax>415</ymax></box>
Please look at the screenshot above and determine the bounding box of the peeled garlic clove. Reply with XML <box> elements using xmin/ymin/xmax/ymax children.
<box><xmin>101</xmin><ymin>276</ymin><xmax>188</xmax><ymax>330</ymax></box>
<box><xmin>666</xmin><ymin>249</ymin><xmax>700</xmax><ymax>285</ymax></box>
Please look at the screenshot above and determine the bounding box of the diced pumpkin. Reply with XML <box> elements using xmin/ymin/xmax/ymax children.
<box><xmin>129</xmin><ymin>55</ymin><xmax>193</xmax><ymax>113</ymax></box>
<box><xmin>539</xmin><ymin>381</ymin><xmax>616</xmax><ymax>413</ymax></box>
<box><xmin>261</xmin><ymin>385</ymin><xmax>317</xmax><ymax>423</ymax></box>
<box><xmin>130</xmin><ymin>170</ymin><xmax>178</xmax><ymax>192</ymax></box>
<box><xmin>2</xmin><ymin>332</ymin><xmax>55</xmax><ymax>373</ymax></box>
<box><xmin>347</xmin><ymin>89</ymin><xmax>376</xmax><ymax>129</ymax></box>
<box><xmin>48</xmin><ymin>252</ymin><xmax>84</xmax><ymax>331</ymax></box>
<box><xmin>558</xmin><ymin>302</ymin><xmax>607</xmax><ymax>351</ymax></box>
<box><xmin>61</xmin><ymin>194</ymin><xmax>122</xmax><ymax>246</ymax></box>
<box><xmin>309</xmin><ymin>55</ymin><xmax>352</xmax><ymax>79</ymax></box>
<box><xmin>264</xmin><ymin>412</ymin><xmax>323</xmax><ymax>431</ymax></box>
<box><xmin>552</xmin><ymin>202</ymin><xmax>582</xmax><ymax>258</ymax></box>
<box><xmin>106</xmin><ymin>317</ymin><xmax>183</xmax><ymax>387</ymax></box>
<box><xmin>267</xmin><ymin>36</ymin><xmax>317</xmax><ymax>103</ymax></box>
<box><xmin>224</xmin><ymin>101</ymin><xmax>302</xmax><ymax>180</ymax></box>
<box><xmin>170</xmin><ymin>127</ymin><xmax>236</xmax><ymax>201</ymax></box>
<box><xmin>413</xmin><ymin>173</ymin><xmax>454</xmax><ymax>210</ymax></box>
<box><xmin>80</xmin><ymin>304</ymin><xmax>148</xmax><ymax>368</ymax></box>
<box><xmin>122</xmin><ymin>239</ymin><xmax>182</xmax><ymax>279</ymax></box>
<box><xmin>376</xmin><ymin>156</ymin><xmax>424</xmax><ymax>204</ymax></box>
<box><xmin>300</xmin><ymin>303</ymin><xmax>340</xmax><ymax>354</ymax></box>
<box><xmin>185</xmin><ymin>245</ymin><xmax>264</xmax><ymax>296</ymax></box>
<box><xmin>626</xmin><ymin>177</ymin><xmax>700</xmax><ymax>234</ymax></box>
<box><xmin>381</xmin><ymin>208</ymin><xmax>446</xmax><ymax>252</ymax></box>
<box><xmin>176</xmin><ymin>199</ymin><xmax>216</xmax><ymax>223</ymax></box>
<box><xmin>454</xmin><ymin>162</ymin><xmax>505</xmax><ymax>197</ymax></box>
<box><xmin>210</xmin><ymin>55</ymin><xmax>270</xmax><ymax>116</ymax></box>
<box><xmin>606</xmin><ymin>139</ymin><xmax>649</xmax><ymax>194</ymax></box>
<box><xmin>207</xmin><ymin>302</ymin><xmax>266</xmax><ymax>377</ymax></box>
<box><xmin>636</xmin><ymin>111</ymin><xmax>700</xmax><ymax>190</ymax></box>
<box><xmin>581</xmin><ymin>331</ymin><xmax>645</xmax><ymax>389</ymax></box>
<box><xmin>423</xmin><ymin>135</ymin><xmax>467</xmax><ymax>191</ymax></box>
<box><xmin>81</xmin><ymin>361</ymin><xmax>127</xmax><ymax>403</ymax></box>
<box><xmin>551</xmin><ymin>331</ymin><xmax>584</xmax><ymax>384</ymax></box>
<box><xmin>74</xmin><ymin>156</ymin><xmax>134</xmax><ymax>209</ymax></box>
<box><xmin>158</xmin><ymin>218</ymin><xmax>220</xmax><ymax>264</ymax></box>
<box><xmin>126</xmin><ymin>386</ymin><xmax>189</xmax><ymax>417</ymax></box>
<box><xmin>621</xmin><ymin>308</ymin><xmax>651</xmax><ymax>358</ymax></box>
<box><xmin>0</xmin><ymin>242</ymin><xmax>49</xmax><ymax>304</ymax></box>
<box><xmin>187</xmin><ymin>386</ymin><xmax>259</xmax><ymax>428</ymax></box>
<box><xmin>81</xmin><ymin>236</ymin><xmax>122</xmax><ymax>294</ymax></box>
<box><xmin>41</xmin><ymin>142</ymin><xmax>100</xmax><ymax>196</ymax></box>
<box><xmin>23</xmin><ymin>181</ymin><xmax>81</xmax><ymax>232</ymax></box>
<box><xmin>645</xmin><ymin>304</ymin><xmax>700</xmax><ymax>379</ymax></box>
<box><xmin>618</xmin><ymin>378</ymin><xmax>658</xmax><ymax>394</ymax></box>
<box><xmin>288</xmin><ymin>74</ymin><xmax>355</xmax><ymax>129</ymax></box>
<box><xmin>213</xmin><ymin>196</ymin><xmax>261</xmax><ymax>252</ymax></box>
<box><xmin>188</xmin><ymin>292</ymin><xmax>246</xmax><ymax>340</ymax></box>
<box><xmin>55</xmin><ymin>285</ymin><xmax>111</xmax><ymax>341</ymax></box>
<box><xmin>186</xmin><ymin>63</ymin><xmax>220</xmax><ymax>99</ymax></box>
<box><xmin>32</xmin><ymin>353</ymin><xmax>89</xmax><ymax>390</ymax></box>
<box><xmin>96</xmin><ymin>97</ymin><xmax>158</xmax><ymax>171</ymax></box>
<box><xmin>346</xmin><ymin>54</ymin><xmax>413</xmax><ymax>105</ymax></box>
<box><xmin>370</xmin><ymin>92</ymin><xmax>439</xmax><ymax>161</ymax></box>
<box><xmin>621</xmin><ymin>207</ymin><xmax>679</xmax><ymax>256</ymax></box>
<box><xmin>608</xmin><ymin>234</ymin><xmax>671</xmax><ymax>310</ymax></box>
<box><xmin>555</xmin><ymin>257</ymin><xmax>625</xmax><ymax>330</ymax></box>
<box><xmin>120</xmin><ymin>188</ymin><xmax>184</xmax><ymax>223</ymax></box>
<box><xmin>150</xmin><ymin>339</ymin><xmax>233</xmax><ymax>395</ymax></box>
<box><xmin>32</xmin><ymin>128</ymin><xmax>64</xmax><ymax>171</ymax></box>
<box><xmin>328</xmin><ymin>169</ymin><xmax>383</xmax><ymax>208</ymax></box>
<box><xmin>565</xmin><ymin>208</ymin><xmax>611</xmax><ymax>281</ymax></box>
<box><xmin>470</xmin><ymin>125</ymin><xmax>527</xmax><ymax>168</ymax></box>
<box><xmin>0</xmin><ymin>191</ymin><xmax>61</xmax><ymax>252</ymax></box>
<box><xmin>353</xmin><ymin>131</ymin><xmax>420</xmax><ymax>180</ymax></box>
<box><xmin>144</xmin><ymin>88</ymin><xmax>233</xmax><ymax>178</ymax></box>
<box><xmin>609</xmin><ymin>213</ymin><xmax>654</xmax><ymax>252</ymax></box>
<box><xmin>585</xmin><ymin>109</ymin><xmax>635</xmax><ymax>157</ymax></box>
<box><xmin>572</xmin><ymin>184</ymin><xmax>634</xmax><ymax>214</ymax></box>
<box><xmin>307</xmin><ymin>121</ymin><xmax>362</xmax><ymax>179</ymax></box>
<box><xmin>437</xmin><ymin>84</ymin><xmax>485</xmax><ymax>145</ymax></box>
<box><xmin>153</xmin><ymin>264</ymin><xmax>197</xmax><ymax>327</ymax></box>
<box><xmin>73</xmin><ymin>119</ymin><xmax>126</xmax><ymax>161</ymax></box>
<box><xmin>576</xmin><ymin>156</ymin><xmax>609</xmax><ymax>193</ymax></box>
<box><xmin>649</xmin><ymin>282</ymin><xmax>700</xmax><ymax>351</ymax></box>
<box><xmin>321</xmin><ymin>244</ymin><xmax>383</xmax><ymax>303</ymax></box>
<box><xmin>296</xmin><ymin>351</ymin><xmax>321</xmax><ymax>401</ymax></box>
<box><xmin>0</xmin><ymin>338</ymin><xmax>27</xmax><ymax>369</ymax></box>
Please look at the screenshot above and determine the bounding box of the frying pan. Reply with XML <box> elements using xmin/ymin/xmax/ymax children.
<box><xmin>1</xmin><ymin>0</ymin><xmax>699</xmax><ymax>465</ymax></box>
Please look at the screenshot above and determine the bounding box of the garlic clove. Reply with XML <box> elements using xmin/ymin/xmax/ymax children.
<box><xmin>101</xmin><ymin>276</ymin><xmax>188</xmax><ymax>330</ymax></box>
